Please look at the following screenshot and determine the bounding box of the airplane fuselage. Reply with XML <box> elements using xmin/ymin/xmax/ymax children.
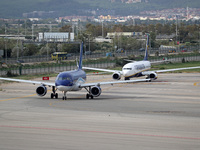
<box><xmin>55</xmin><ymin>69</ymin><xmax>86</xmax><ymax>92</ymax></box>
<box><xmin>122</xmin><ymin>61</ymin><xmax>151</xmax><ymax>78</ymax></box>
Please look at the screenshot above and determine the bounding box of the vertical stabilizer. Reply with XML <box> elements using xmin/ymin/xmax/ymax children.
<box><xmin>78</xmin><ymin>42</ymin><xmax>83</xmax><ymax>70</ymax></box>
<box><xmin>144</xmin><ymin>34</ymin><xmax>149</xmax><ymax>61</ymax></box>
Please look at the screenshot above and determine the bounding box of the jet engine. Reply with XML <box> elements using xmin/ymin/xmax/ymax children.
<box><xmin>36</xmin><ymin>85</ymin><xmax>47</xmax><ymax>97</ymax></box>
<box><xmin>112</xmin><ymin>72</ymin><xmax>121</xmax><ymax>80</ymax></box>
<box><xmin>148</xmin><ymin>72</ymin><xmax>158</xmax><ymax>80</ymax></box>
<box><xmin>90</xmin><ymin>86</ymin><xmax>102</xmax><ymax>97</ymax></box>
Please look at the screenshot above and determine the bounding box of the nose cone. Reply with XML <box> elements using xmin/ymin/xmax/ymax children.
<box><xmin>122</xmin><ymin>70</ymin><xmax>129</xmax><ymax>77</ymax></box>
<box><xmin>57</xmin><ymin>85</ymin><xmax>72</xmax><ymax>92</ymax></box>
<box><xmin>55</xmin><ymin>80</ymin><xmax>73</xmax><ymax>92</ymax></box>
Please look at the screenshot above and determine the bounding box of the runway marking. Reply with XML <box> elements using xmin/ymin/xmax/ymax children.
<box><xmin>0</xmin><ymin>94</ymin><xmax>36</xmax><ymax>102</ymax></box>
<box><xmin>0</xmin><ymin>125</ymin><xmax>199</xmax><ymax>140</ymax></box>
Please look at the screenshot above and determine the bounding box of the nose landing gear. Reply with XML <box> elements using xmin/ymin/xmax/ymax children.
<box><xmin>62</xmin><ymin>91</ymin><xmax>67</xmax><ymax>100</ymax></box>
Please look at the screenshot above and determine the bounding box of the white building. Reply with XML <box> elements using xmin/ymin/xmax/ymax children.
<box><xmin>38</xmin><ymin>32</ymin><xmax>74</xmax><ymax>42</ymax></box>
<box><xmin>107</xmin><ymin>32</ymin><xmax>142</xmax><ymax>38</ymax></box>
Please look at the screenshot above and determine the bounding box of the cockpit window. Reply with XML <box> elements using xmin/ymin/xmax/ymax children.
<box><xmin>123</xmin><ymin>68</ymin><xmax>132</xmax><ymax>70</ymax></box>
<box><xmin>56</xmin><ymin>76</ymin><xmax>71</xmax><ymax>81</ymax></box>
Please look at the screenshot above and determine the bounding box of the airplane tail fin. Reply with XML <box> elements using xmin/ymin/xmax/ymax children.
<box><xmin>78</xmin><ymin>42</ymin><xmax>83</xmax><ymax>70</ymax></box>
<box><xmin>144</xmin><ymin>34</ymin><xmax>149</xmax><ymax>61</ymax></box>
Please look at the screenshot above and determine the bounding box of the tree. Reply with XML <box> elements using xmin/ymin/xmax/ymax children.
<box><xmin>59</xmin><ymin>25</ymin><xmax>72</xmax><ymax>32</ymax></box>
<box><xmin>150</xmin><ymin>32</ymin><xmax>156</xmax><ymax>48</ymax></box>
<box><xmin>155</xmin><ymin>23</ymin><xmax>163</xmax><ymax>34</ymax></box>
<box><xmin>23</xmin><ymin>44</ymin><xmax>39</xmax><ymax>56</ymax></box>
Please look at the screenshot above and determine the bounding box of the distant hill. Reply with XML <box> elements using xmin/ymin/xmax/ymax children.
<box><xmin>0</xmin><ymin>0</ymin><xmax>200</xmax><ymax>18</ymax></box>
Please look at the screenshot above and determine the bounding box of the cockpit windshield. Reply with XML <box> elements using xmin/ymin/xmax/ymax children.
<box><xmin>123</xmin><ymin>68</ymin><xmax>132</xmax><ymax>70</ymax></box>
<box><xmin>57</xmin><ymin>77</ymin><xmax>71</xmax><ymax>81</ymax></box>
<box><xmin>56</xmin><ymin>74</ymin><xmax>71</xmax><ymax>81</ymax></box>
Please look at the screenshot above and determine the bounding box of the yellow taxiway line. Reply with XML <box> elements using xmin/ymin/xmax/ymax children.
<box><xmin>0</xmin><ymin>94</ymin><xmax>37</xmax><ymax>102</ymax></box>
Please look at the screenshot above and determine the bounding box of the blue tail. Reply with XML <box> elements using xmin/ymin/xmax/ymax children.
<box><xmin>78</xmin><ymin>42</ymin><xmax>83</xmax><ymax>70</ymax></box>
<box><xmin>144</xmin><ymin>34</ymin><xmax>149</xmax><ymax>61</ymax></box>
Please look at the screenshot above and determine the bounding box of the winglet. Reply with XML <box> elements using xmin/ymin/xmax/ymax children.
<box><xmin>78</xmin><ymin>42</ymin><xmax>83</xmax><ymax>70</ymax></box>
<box><xmin>144</xmin><ymin>34</ymin><xmax>149</xmax><ymax>61</ymax></box>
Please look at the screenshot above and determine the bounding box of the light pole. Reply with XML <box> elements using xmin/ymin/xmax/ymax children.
<box><xmin>176</xmin><ymin>15</ymin><xmax>178</xmax><ymax>45</ymax></box>
<box><xmin>32</xmin><ymin>24</ymin><xmax>34</xmax><ymax>41</ymax></box>
<box><xmin>17</xmin><ymin>23</ymin><xmax>20</xmax><ymax>61</ymax></box>
<box><xmin>4</xmin><ymin>25</ymin><xmax>7</xmax><ymax>63</ymax></box>
<box><xmin>102</xmin><ymin>20</ymin><xmax>104</xmax><ymax>38</ymax></box>
<box><xmin>89</xmin><ymin>34</ymin><xmax>91</xmax><ymax>52</ymax></box>
<box><xmin>199</xmin><ymin>27</ymin><xmax>200</xmax><ymax>51</ymax></box>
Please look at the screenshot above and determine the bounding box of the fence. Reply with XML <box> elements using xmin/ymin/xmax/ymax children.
<box><xmin>1</xmin><ymin>50</ymin><xmax>200</xmax><ymax>77</ymax></box>
<box><xmin>1</xmin><ymin>45</ymin><xmax>199</xmax><ymax>64</ymax></box>
<box><xmin>0</xmin><ymin>60</ymin><xmax>115</xmax><ymax>76</ymax></box>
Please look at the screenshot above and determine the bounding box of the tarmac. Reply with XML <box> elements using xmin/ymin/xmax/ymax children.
<box><xmin>0</xmin><ymin>73</ymin><xmax>200</xmax><ymax>150</ymax></box>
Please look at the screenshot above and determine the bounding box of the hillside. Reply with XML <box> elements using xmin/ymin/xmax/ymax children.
<box><xmin>0</xmin><ymin>0</ymin><xmax>200</xmax><ymax>18</ymax></box>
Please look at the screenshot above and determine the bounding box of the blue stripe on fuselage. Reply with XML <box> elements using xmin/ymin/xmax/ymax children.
<box><xmin>55</xmin><ymin>69</ymin><xmax>86</xmax><ymax>87</ymax></box>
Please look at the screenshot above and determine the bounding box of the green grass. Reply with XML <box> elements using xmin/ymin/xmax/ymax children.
<box><xmin>151</xmin><ymin>61</ymin><xmax>200</xmax><ymax>73</ymax></box>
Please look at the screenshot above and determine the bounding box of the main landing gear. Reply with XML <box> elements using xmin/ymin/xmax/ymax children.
<box><xmin>86</xmin><ymin>93</ymin><xmax>93</xmax><ymax>99</ymax></box>
<box><xmin>51</xmin><ymin>86</ymin><xmax>58</xmax><ymax>99</ymax></box>
<box><xmin>84</xmin><ymin>87</ymin><xmax>94</xmax><ymax>99</ymax></box>
<box><xmin>146</xmin><ymin>77</ymin><xmax>152</xmax><ymax>82</ymax></box>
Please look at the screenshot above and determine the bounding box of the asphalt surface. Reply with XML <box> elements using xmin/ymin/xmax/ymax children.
<box><xmin>0</xmin><ymin>73</ymin><xmax>200</xmax><ymax>150</ymax></box>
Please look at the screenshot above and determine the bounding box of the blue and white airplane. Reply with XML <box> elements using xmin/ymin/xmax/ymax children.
<box><xmin>83</xmin><ymin>35</ymin><xmax>200</xmax><ymax>81</ymax></box>
<box><xmin>0</xmin><ymin>42</ymin><xmax>149</xmax><ymax>100</ymax></box>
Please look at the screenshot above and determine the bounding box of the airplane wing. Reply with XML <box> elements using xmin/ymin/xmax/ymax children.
<box><xmin>79</xmin><ymin>78</ymin><xmax>149</xmax><ymax>88</ymax></box>
<box><xmin>0</xmin><ymin>77</ymin><xmax>55</xmax><ymax>86</ymax></box>
<box><xmin>150</xmin><ymin>60</ymin><xmax>170</xmax><ymax>64</ymax></box>
<box><xmin>124</xmin><ymin>59</ymin><xmax>168</xmax><ymax>64</ymax></box>
<box><xmin>83</xmin><ymin>66</ymin><xmax>122</xmax><ymax>74</ymax></box>
<box><xmin>142</xmin><ymin>66</ymin><xmax>200</xmax><ymax>75</ymax></box>
<box><xmin>123</xmin><ymin>59</ymin><xmax>137</xmax><ymax>63</ymax></box>
<box><xmin>153</xmin><ymin>66</ymin><xmax>200</xmax><ymax>73</ymax></box>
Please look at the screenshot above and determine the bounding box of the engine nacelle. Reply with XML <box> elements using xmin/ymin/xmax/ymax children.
<box><xmin>36</xmin><ymin>85</ymin><xmax>47</xmax><ymax>97</ymax></box>
<box><xmin>149</xmin><ymin>72</ymin><xmax>158</xmax><ymax>80</ymax></box>
<box><xmin>90</xmin><ymin>86</ymin><xmax>102</xmax><ymax>97</ymax></box>
<box><xmin>112</xmin><ymin>72</ymin><xmax>121</xmax><ymax>80</ymax></box>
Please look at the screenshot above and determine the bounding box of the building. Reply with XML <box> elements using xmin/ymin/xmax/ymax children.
<box><xmin>38</xmin><ymin>32</ymin><xmax>74</xmax><ymax>42</ymax></box>
<box><xmin>107</xmin><ymin>32</ymin><xmax>143</xmax><ymax>38</ymax></box>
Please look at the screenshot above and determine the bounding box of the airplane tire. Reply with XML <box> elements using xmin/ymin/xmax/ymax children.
<box><xmin>55</xmin><ymin>93</ymin><xmax>58</xmax><ymax>99</ymax></box>
<box><xmin>63</xmin><ymin>96</ymin><xmax>67</xmax><ymax>100</ymax></box>
<box><xmin>51</xmin><ymin>93</ymin><xmax>54</xmax><ymax>99</ymax></box>
<box><xmin>86</xmin><ymin>94</ymin><xmax>90</xmax><ymax>99</ymax></box>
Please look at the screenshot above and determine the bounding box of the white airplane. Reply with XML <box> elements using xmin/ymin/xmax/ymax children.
<box><xmin>0</xmin><ymin>42</ymin><xmax>149</xmax><ymax>100</ymax></box>
<box><xmin>83</xmin><ymin>35</ymin><xmax>200</xmax><ymax>81</ymax></box>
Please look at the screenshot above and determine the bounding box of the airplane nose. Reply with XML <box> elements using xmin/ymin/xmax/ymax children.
<box><xmin>123</xmin><ymin>71</ymin><xmax>129</xmax><ymax>77</ymax></box>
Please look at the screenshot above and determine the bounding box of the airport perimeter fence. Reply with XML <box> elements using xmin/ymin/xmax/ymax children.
<box><xmin>1</xmin><ymin>51</ymin><xmax>200</xmax><ymax>77</ymax></box>
<box><xmin>1</xmin><ymin>45</ymin><xmax>199</xmax><ymax>64</ymax></box>
<box><xmin>0</xmin><ymin>60</ymin><xmax>115</xmax><ymax>76</ymax></box>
